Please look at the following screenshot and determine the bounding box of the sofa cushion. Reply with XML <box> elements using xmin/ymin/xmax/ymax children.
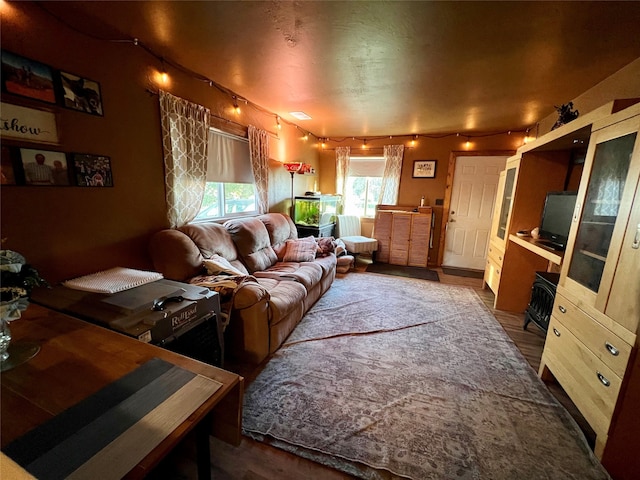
<box><xmin>283</xmin><ymin>236</ymin><xmax>319</xmax><ymax>262</ymax></box>
<box><xmin>259</xmin><ymin>213</ymin><xmax>298</xmax><ymax>260</ymax></box>
<box><xmin>224</xmin><ymin>217</ymin><xmax>278</xmax><ymax>273</ymax></box>
<box><xmin>255</xmin><ymin>261</ymin><xmax>323</xmax><ymax>292</ymax></box>
<box><xmin>311</xmin><ymin>253</ymin><xmax>338</xmax><ymax>276</ymax></box>
<box><xmin>254</xmin><ymin>277</ymin><xmax>307</xmax><ymax>327</ymax></box>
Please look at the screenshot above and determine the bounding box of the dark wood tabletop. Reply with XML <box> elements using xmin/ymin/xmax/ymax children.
<box><xmin>1</xmin><ymin>303</ymin><xmax>243</xmax><ymax>479</ymax></box>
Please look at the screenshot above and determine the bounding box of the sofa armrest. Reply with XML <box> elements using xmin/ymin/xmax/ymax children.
<box><xmin>232</xmin><ymin>281</ymin><xmax>270</xmax><ymax>310</ymax></box>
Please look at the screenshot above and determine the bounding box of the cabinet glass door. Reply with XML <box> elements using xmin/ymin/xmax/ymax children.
<box><xmin>496</xmin><ymin>167</ymin><xmax>516</xmax><ymax>240</ymax></box>
<box><xmin>567</xmin><ymin>132</ymin><xmax>637</xmax><ymax>292</ymax></box>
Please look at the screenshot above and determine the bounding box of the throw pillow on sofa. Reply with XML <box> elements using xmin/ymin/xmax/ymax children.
<box><xmin>283</xmin><ymin>236</ymin><xmax>319</xmax><ymax>262</ymax></box>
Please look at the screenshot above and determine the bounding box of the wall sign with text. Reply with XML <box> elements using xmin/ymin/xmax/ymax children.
<box><xmin>0</xmin><ymin>102</ymin><xmax>59</xmax><ymax>145</ymax></box>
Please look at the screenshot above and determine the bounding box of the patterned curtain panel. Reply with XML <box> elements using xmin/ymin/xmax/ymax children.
<box><xmin>335</xmin><ymin>146</ymin><xmax>351</xmax><ymax>201</ymax></box>
<box><xmin>248</xmin><ymin>125</ymin><xmax>269</xmax><ymax>214</ymax></box>
<box><xmin>159</xmin><ymin>90</ymin><xmax>210</xmax><ymax>228</ymax></box>
<box><xmin>379</xmin><ymin>144</ymin><xmax>404</xmax><ymax>205</ymax></box>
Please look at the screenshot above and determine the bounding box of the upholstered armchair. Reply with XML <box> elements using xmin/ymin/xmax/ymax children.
<box><xmin>335</xmin><ymin>215</ymin><xmax>378</xmax><ymax>255</ymax></box>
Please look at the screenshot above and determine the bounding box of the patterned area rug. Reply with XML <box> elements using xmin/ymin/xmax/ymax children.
<box><xmin>243</xmin><ymin>273</ymin><xmax>609</xmax><ymax>480</ymax></box>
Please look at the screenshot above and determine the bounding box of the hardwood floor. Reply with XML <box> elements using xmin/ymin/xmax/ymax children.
<box><xmin>157</xmin><ymin>259</ymin><xmax>594</xmax><ymax>479</ymax></box>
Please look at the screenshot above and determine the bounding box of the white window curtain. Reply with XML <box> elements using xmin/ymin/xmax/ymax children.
<box><xmin>335</xmin><ymin>146</ymin><xmax>351</xmax><ymax>199</ymax></box>
<box><xmin>379</xmin><ymin>144</ymin><xmax>404</xmax><ymax>205</ymax></box>
<box><xmin>159</xmin><ymin>90</ymin><xmax>210</xmax><ymax>228</ymax></box>
<box><xmin>248</xmin><ymin>125</ymin><xmax>269</xmax><ymax>214</ymax></box>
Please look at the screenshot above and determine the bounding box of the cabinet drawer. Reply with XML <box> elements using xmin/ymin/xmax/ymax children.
<box><xmin>484</xmin><ymin>257</ymin><xmax>502</xmax><ymax>294</ymax></box>
<box><xmin>543</xmin><ymin>316</ymin><xmax>621</xmax><ymax>436</ymax></box>
<box><xmin>553</xmin><ymin>293</ymin><xmax>632</xmax><ymax>378</ymax></box>
<box><xmin>487</xmin><ymin>242</ymin><xmax>505</xmax><ymax>266</ymax></box>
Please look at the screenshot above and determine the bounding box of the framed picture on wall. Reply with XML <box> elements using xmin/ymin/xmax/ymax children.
<box><xmin>1</xmin><ymin>50</ymin><xmax>57</xmax><ymax>104</ymax></box>
<box><xmin>57</xmin><ymin>71</ymin><xmax>104</xmax><ymax>116</ymax></box>
<box><xmin>19</xmin><ymin>148</ymin><xmax>69</xmax><ymax>186</ymax></box>
<box><xmin>413</xmin><ymin>160</ymin><xmax>437</xmax><ymax>178</ymax></box>
<box><xmin>72</xmin><ymin>153</ymin><xmax>113</xmax><ymax>187</ymax></box>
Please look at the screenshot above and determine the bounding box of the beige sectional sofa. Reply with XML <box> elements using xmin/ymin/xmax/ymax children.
<box><xmin>149</xmin><ymin>213</ymin><xmax>336</xmax><ymax>364</ymax></box>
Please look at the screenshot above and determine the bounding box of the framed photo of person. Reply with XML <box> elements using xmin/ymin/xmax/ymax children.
<box><xmin>412</xmin><ymin>160</ymin><xmax>437</xmax><ymax>178</ymax></box>
<box><xmin>57</xmin><ymin>71</ymin><xmax>104</xmax><ymax>116</ymax></box>
<box><xmin>1</xmin><ymin>50</ymin><xmax>57</xmax><ymax>104</ymax></box>
<box><xmin>72</xmin><ymin>153</ymin><xmax>113</xmax><ymax>187</ymax></box>
<box><xmin>19</xmin><ymin>148</ymin><xmax>69</xmax><ymax>186</ymax></box>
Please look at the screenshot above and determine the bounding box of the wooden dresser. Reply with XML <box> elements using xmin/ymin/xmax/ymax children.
<box><xmin>373</xmin><ymin>205</ymin><xmax>433</xmax><ymax>267</ymax></box>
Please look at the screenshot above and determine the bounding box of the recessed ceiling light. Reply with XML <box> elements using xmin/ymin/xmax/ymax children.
<box><xmin>289</xmin><ymin>111</ymin><xmax>312</xmax><ymax>120</ymax></box>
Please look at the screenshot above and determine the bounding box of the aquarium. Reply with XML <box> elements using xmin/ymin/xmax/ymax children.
<box><xmin>294</xmin><ymin>195</ymin><xmax>341</xmax><ymax>227</ymax></box>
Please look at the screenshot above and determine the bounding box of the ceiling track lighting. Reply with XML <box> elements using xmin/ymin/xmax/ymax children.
<box><xmin>276</xmin><ymin>116</ymin><xmax>282</xmax><ymax>130</ymax></box>
<box><xmin>232</xmin><ymin>96</ymin><xmax>240</xmax><ymax>114</ymax></box>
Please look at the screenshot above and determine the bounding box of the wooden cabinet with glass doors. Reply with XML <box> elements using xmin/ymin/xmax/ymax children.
<box><xmin>539</xmin><ymin>102</ymin><xmax>640</xmax><ymax>479</ymax></box>
<box><xmin>484</xmin><ymin>159</ymin><xmax>517</xmax><ymax>296</ymax></box>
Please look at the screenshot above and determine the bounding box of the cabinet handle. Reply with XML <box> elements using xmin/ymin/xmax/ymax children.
<box><xmin>573</xmin><ymin>201</ymin><xmax>581</xmax><ymax>222</ymax></box>
<box><xmin>605</xmin><ymin>342</ymin><xmax>620</xmax><ymax>356</ymax></box>
<box><xmin>633</xmin><ymin>223</ymin><xmax>640</xmax><ymax>249</ymax></box>
<box><xmin>553</xmin><ymin>328</ymin><xmax>561</xmax><ymax>337</ymax></box>
<box><xmin>597</xmin><ymin>372</ymin><xmax>611</xmax><ymax>387</ymax></box>
<box><xmin>558</xmin><ymin>305</ymin><xmax>567</xmax><ymax>314</ymax></box>
<box><xmin>498</xmin><ymin>255</ymin><xmax>503</xmax><ymax>261</ymax></box>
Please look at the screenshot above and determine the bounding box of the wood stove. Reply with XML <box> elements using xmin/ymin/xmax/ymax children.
<box><xmin>524</xmin><ymin>271</ymin><xmax>560</xmax><ymax>334</ymax></box>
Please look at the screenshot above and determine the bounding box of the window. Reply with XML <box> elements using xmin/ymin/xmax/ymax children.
<box><xmin>344</xmin><ymin>157</ymin><xmax>384</xmax><ymax>217</ymax></box>
<box><xmin>194</xmin><ymin>129</ymin><xmax>258</xmax><ymax>221</ymax></box>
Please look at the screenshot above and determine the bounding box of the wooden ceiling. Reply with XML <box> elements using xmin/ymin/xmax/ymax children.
<box><xmin>41</xmin><ymin>1</ymin><xmax>640</xmax><ymax>138</ymax></box>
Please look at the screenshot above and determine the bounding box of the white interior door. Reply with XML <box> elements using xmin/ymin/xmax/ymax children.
<box><xmin>443</xmin><ymin>155</ymin><xmax>508</xmax><ymax>270</ymax></box>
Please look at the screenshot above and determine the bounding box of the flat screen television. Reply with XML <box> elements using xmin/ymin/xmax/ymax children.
<box><xmin>537</xmin><ymin>191</ymin><xmax>578</xmax><ymax>250</ymax></box>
